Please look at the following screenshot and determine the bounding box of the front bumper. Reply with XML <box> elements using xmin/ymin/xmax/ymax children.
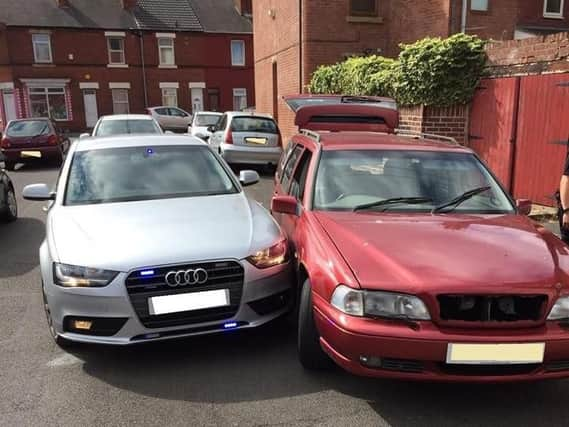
<box><xmin>44</xmin><ymin>260</ymin><xmax>293</xmax><ymax>345</ymax></box>
<box><xmin>313</xmin><ymin>293</ymin><xmax>569</xmax><ymax>382</ymax></box>
<box><xmin>220</xmin><ymin>143</ymin><xmax>282</xmax><ymax>165</ymax></box>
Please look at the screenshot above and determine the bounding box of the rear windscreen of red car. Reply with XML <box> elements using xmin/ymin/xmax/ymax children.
<box><xmin>6</xmin><ymin>120</ymin><xmax>50</xmax><ymax>138</ymax></box>
<box><xmin>230</xmin><ymin>117</ymin><xmax>278</xmax><ymax>134</ymax></box>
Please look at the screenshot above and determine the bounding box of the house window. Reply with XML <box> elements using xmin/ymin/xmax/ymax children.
<box><xmin>471</xmin><ymin>0</ymin><xmax>489</xmax><ymax>11</ymax></box>
<box><xmin>208</xmin><ymin>88</ymin><xmax>220</xmax><ymax>111</ymax></box>
<box><xmin>32</xmin><ymin>33</ymin><xmax>52</xmax><ymax>63</ymax></box>
<box><xmin>544</xmin><ymin>0</ymin><xmax>564</xmax><ymax>17</ymax></box>
<box><xmin>158</xmin><ymin>38</ymin><xmax>175</xmax><ymax>66</ymax></box>
<box><xmin>162</xmin><ymin>88</ymin><xmax>178</xmax><ymax>106</ymax></box>
<box><xmin>349</xmin><ymin>0</ymin><xmax>378</xmax><ymax>16</ymax></box>
<box><xmin>233</xmin><ymin>88</ymin><xmax>247</xmax><ymax>111</ymax></box>
<box><xmin>29</xmin><ymin>87</ymin><xmax>68</xmax><ymax>120</ymax></box>
<box><xmin>231</xmin><ymin>40</ymin><xmax>245</xmax><ymax>66</ymax></box>
<box><xmin>107</xmin><ymin>37</ymin><xmax>125</xmax><ymax>64</ymax></box>
<box><xmin>112</xmin><ymin>89</ymin><xmax>129</xmax><ymax>114</ymax></box>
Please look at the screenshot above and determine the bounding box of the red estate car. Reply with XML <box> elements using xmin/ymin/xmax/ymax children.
<box><xmin>0</xmin><ymin>118</ymin><xmax>70</xmax><ymax>171</ymax></box>
<box><xmin>271</xmin><ymin>103</ymin><xmax>569</xmax><ymax>382</ymax></box>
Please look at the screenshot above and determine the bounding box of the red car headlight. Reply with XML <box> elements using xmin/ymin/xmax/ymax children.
<box><xmin>246</xmin><ymin>239</ymin><xmax>288</xmax><ymax>269</ymax></box>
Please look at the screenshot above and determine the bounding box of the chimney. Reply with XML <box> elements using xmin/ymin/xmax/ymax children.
<box><xmin>121</xmin><ymin>0</ymin><xmax>137</xmax><ymax>9</ymax></box>
<box><xmin>55</xmin><ymin>0</ymin><xmax>69</xmax><ymax>7</ymax></box>
<box><xmin>234</xmin><ymin>0</ymin><xmax>252</xmax><ymax>16</ymax></box>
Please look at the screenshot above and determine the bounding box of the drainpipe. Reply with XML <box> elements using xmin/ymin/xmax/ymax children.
<box><xmin>461</xmin><ymin>0</ymin><xmax>468</xmax><ymax>33</ymax></box>
<box><xmin>299</xmin><ymin>0</ymin><xmax>303</xmax><ymax>93</ymax></box>
<box><xmin>131</xmin><ymin>16</ymin><xmax>148</xmax><ymax>108</ymax></box>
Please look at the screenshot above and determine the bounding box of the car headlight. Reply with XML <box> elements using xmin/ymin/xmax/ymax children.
<box><xmin>53</xmin><ymin>263</ymin><xmax>118</xmax><ymax>288</ymax></box>
<box><xmin>331</xmin><ymin>285</ymin><xmax>431</xmax><ymax>320</ymax></box>
<box><xmin>548</xmin><ymin>296</ymin><xmax>569</xmax><ymax>320</ymax></box>
<box><xmin>246</xmin><ymin>238</ymin><xmax>288</xmax><ymax>269</ymax></box>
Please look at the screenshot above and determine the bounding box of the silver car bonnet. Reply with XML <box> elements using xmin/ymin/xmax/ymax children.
<box><xmin>48</xmin><ymin>192</ymin><xmax>281</xmax><ymax>272</ymax></box>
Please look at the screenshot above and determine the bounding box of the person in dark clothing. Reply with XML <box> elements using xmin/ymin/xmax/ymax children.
<box><xmin>559</xmin><ymin>152</ymin><xmax>569</xmax><ymax>243</ymax></box>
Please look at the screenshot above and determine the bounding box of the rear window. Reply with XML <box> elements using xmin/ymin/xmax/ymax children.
<box><xmin>230</xmin><ymin>116</ymin><xmax>278</xmax><ymax>134</ymax></box>
<box><xmin>6</xmin><ymin>120</ymin><xmax>51</xmax><ymax>137</ymax></box>
<box><xmin>94</xmin><ymin>120</ymin><xmax>161</xmax><ymax>137</ymax></box>
<box><xmin>195</xmin><ymin>114</ymin><xmax>221</xmax><ymax>127</ymax></box>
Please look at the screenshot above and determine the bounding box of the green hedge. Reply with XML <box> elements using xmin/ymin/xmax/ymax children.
<box><xmin>307</xmin><ymin>34</ymin><xmax>487</xmax><ymax>107</ymax></box>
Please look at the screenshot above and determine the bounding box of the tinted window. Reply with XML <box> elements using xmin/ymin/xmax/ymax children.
<box><xmin>155</xmin><ymin>108</ymin><xmax>169</xmax><ymax>116</ymax></box>
<box><xmin>313</xmin><ymin>150</ymin><xmax>514</xmax><ymax>213</ymax></box>
<box><xmin>195</xmin><ymin>114</ymin><xmax>221</xmax><ymax>127</ymax></box>
<box><xmin>65</xmin><ymin>145</ymin><xmax>237</xmax><ymax>205</ymax></box>
<box><xmin>230</xmin><ymin>117</ymin><xmax>278</xmax><ymax>134</ymax></box>
<box><xmin>289</xmin><ymin>150</ymin><xmax>312</xmax><ymax>201</ymax></box>
<box><xmin>216</xmin><ymin>114</ymin><xmax>228</xmax><ymax>131</ymax></box>
<box><xmin>169</xmin><ymin>108</ymin><xmax>188</xmax><ymax>118</ymax></box>
<box><xmin>280</xmin><ymin>145</ymin><xmax>304</xmax><ymax>192</ymax></box>
<box><xmin>94</xmin><ymin>120</ymin><xmax>161</xmax><ymax>137</ymax></box>
<box><xmin>6</xmin><ymin>120</ymin><xmax>51</xmax><ymax>137</ymax></box>
<box><xmin>277</xmin><ymin>142</ymin><xmax>295</xmax><ymax>179</ymax></box>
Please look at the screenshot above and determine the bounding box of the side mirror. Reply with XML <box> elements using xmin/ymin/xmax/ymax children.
<box><xmin>23</xmin><ymin>183</ymin><xmax>55</xmax><ymax>201</ymax></box>
<box><xmin>207</xmin><ymin>125</ymin><xmax>216</xmax><ymax>133</ymax></box>
<box><xmin>79</xmin><ymin>133</ymin><xmax>90</xmax><ymax>139</ymax></box>
<box><xmin>516</xmin><ymin>199</ymin><xmax>532</xmax><ymax>216</ymax></box>
<box><xmin>271</xmin><ymin>195</ymin><xmax>299</xmax><ymax>216</ymax></box>
<box><xmin>239</xmin><ymin>170</ymin><xmax>260</xmax><ymax>187</ymax></box>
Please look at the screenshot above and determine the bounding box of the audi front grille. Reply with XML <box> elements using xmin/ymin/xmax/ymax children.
<box><xmin>125</xmin><ymin>260</ymin><xmax>244</xmax><ymax>328</ymax></box>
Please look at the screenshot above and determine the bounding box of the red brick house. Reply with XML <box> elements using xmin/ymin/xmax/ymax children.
<box><xmin>0</xmin><ymin>0</ymin><xmax>254</xmax><ymax>132</ymax></box>
<box><xmin>253</xmin><ymin>0</ymin><xmax>569</xmax><ymax>142</ymax></box>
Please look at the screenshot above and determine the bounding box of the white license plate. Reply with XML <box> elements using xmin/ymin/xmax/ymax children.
<box><xmin>148</xmin><ymin>289</ymin><xmax>230</xmax><ymax>316</ymax></box>
<box><xmin>446</xmin><ymin>343</ymin><xmax>545</xmax><ymax>365</ymax></box>
<box><xmin>245</xmin><ymin>137</ymin><xmax>267</xmax><ymax>145</ymax></box>
<box><xmin>21</xmin><ymin>150</ymin><xmax>42</xmax><ymax>158</ymax></box>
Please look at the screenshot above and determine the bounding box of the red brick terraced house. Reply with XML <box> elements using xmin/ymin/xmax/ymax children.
<box><xmin>0</xmin><ymin>0</ymin><xmax>254</xmax><ymax>132</ymax></box>
<box><xmin>253</xmin><ymin>0</ymin><xmax>569</xmax><ymax>143</ymax></box>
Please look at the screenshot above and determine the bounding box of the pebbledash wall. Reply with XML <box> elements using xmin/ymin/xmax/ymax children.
<box><xmin>0</xmin><ymin>27</ymin><xmax>254</xmax><ymax>132</ymax></box>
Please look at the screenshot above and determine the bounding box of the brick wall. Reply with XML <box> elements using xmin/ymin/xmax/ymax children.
<box><xmin>465</xmin><ymin>0</ymin><xmax>518</xmax><ymax>41</ymax></box>
<box><xmin>486</xmin><ymin>32</ymin><xmax>569</xmax><ymax>76</ymax></box>
<box><xmin>399</xmin><ymin>105</ymin><xmax>468</xmax><ymax>144</ymax></box>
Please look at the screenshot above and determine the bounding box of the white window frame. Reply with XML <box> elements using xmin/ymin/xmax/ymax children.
<box><xmin>231</xmin><ymin>40</ymin><xmax>245</xmax><ymax>66</ymax></box>
<box><xmin>107</xmin><ymin>36</ymin><xmax>126</xmax><ymax>65</ymax></box>
<box><xmin>233</xmin><ymin>88</ymin><xmax>247</xmax><ymax>111</ymax></box>
<box><xmin>32</xmin><ymin>33</ymin><xmax>53</xmax><ymax>64</ymax></box>
<box><xmin>111</xmin><ymin>88</ymin><xmax>130</xmax><ymax>114</ymax></box>
<box><xmin>544</xmin><ymin>0</ymin><xmax>565</xmax><ymax>18</ymax></box>
<box><xmin>470</xmin><ymin>0</ymin><xmax>489</xmax><ymax>12</ymax></box>
<box><xmin>28</xmin><ymin>86</ymin><xmax>68</xmax><ymax>121</ymax></box>
<box><xmin>158</xmin><ymin>37</ymin><xmax>176</xmax><ymax>66</ymax></box>
<box><xmin>161</xmin><ymin>88</ymin><xmax>178</xmax><ymax>107</ymax></box>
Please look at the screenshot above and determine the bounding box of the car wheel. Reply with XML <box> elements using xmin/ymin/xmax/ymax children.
<box><xmin>42</xmin><ymin>287</ymin><xmax>74</xmax><ymax>349</ymax></box>
<box><xmin>298</xmin><ymin>278</ymin><xmax>331</xmax><ymax>370</ymax></box>
<box><xmin>0</xmin><ymin>185</ymin><xmax>17</xmax><ymax>222</ymax></box>
<box><xmin>4</xmin><ymin>161</ymin><xmax>15</xmax><ymax>171</ymax></box>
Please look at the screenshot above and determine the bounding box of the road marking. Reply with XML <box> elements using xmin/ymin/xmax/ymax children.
<box><xmin>47</xmin><ymin>353</ymin><xmax>82</xmax><ymax>367</ymax></box>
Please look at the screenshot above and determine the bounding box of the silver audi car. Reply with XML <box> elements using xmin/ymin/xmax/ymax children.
<box><xmin>23</xmin><ymin>135</ymin><xmax>292</xmax><ymax>346</ymax></box>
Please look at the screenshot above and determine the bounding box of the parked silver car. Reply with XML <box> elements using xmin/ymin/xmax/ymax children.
<box><xmin>189</xmin><ymin>111</ymin><xmax>222</xmax><ymax>141</ymax></box>
<box><xmin>23</xmin><ymin>135</ymin><xmax>293</xmax><ymax>346</ymax></box>
<box><xmin>209</xmin><ymin>112</ymin><xmax>282</xmax><ymax>167</ymax></box>
<box><xmin>83</xmin><ymin>114</ymin><xmax>163</xmax><ymax>138</ymax></box>
<box><xmin>148</xmin><ymin>106</ymin><xmax>193</xmax><ymax>132</ymax></box>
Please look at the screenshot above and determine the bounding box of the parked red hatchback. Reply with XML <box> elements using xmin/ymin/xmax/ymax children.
<box><xmin>272</xmin><ymin>108</ymin><xmax>569</xmax><ymax>382</ymax></box>
<box><xmin>0</xmin><ymin>118</ymin><xmax>70</xmax><ymax>170</ymax></box>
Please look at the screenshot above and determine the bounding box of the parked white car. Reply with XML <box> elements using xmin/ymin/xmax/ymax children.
<box><xmin>148</xmin><ymin>106</ymin><xmax>193</xmax><ymax>132</ymax></box>
<box><xmin>189</xmin><ymin>112</ymin><xmax>222</xmax><ymax>141</ymax></box>
<box><xmin>82</xmin><ymin>115</ymin><xmax>163</xmax><ymax>138</ymax></box>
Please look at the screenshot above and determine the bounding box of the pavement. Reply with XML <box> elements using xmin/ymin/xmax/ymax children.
<box><xmin>3</xmin><ymin>163</ymin><xmax>569</xmax><ymax>427</ymax></box>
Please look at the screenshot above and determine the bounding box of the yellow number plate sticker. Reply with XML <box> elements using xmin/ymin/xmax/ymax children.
<box><xmin>446</xmin><ymin>343</ymin><xmax>545</xmax><ymax>365</ymax></box>
<box><xmin>245</xmin><ymin>137</ymin><xmax>267</xmax><ymax>145</ymax></box>
<box><xmin>21</xmin><ymin>151</ymin><xmax>42</xmax><ymax>158</ymax></box>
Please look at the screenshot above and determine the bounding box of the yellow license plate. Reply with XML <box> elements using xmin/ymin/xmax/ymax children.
<box><xmin>245</xmin><ymin>137</ymin><xmax>267</xmax><ymax>145</ymax></box>
<box><xmin>21</xmin><ymin>150</ymin><xmax>42</xmax><ymax>158</ymax></box>
<box><xmin>446</xmin><ymin>343</ymin><xmax>545</xmax><ymax>365</ymax></box>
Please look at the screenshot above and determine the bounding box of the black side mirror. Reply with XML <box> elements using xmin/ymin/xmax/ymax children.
<box><xmin>207</xmin><ymin>125</ymin><xmax>216</xmax><ymax>133</ymax></box>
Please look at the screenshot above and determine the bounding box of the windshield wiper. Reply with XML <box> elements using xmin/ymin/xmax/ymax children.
<box><xmin>431</xmin><ymin>186</ymin><xmax>491</xmax><ymax>214</ymax></box>
<box><xmin>353</xmin><ymin>197</ymin><xmax>432</xmax><ymax>212</ymax></box>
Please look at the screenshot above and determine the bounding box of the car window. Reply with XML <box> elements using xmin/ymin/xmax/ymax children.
<box><xmin>65</xmin><ymin>145</ymin><xmax>237</xmax><ymax>205</ymax></box>
<box><xmin>195</xmin><ymin>114</ymin><xmax>221</xmax><ymax>127</ymax></box>
<box><xmin>277</xmin><ymin>142</ymin><xmax>296</xmax><ymax>180</ymax></box>
<box><xmin>230</xmin><ymin>117</ymin><xmax>278</xmax><ymax>134</ymax></box>
<box><xmin>155</xmin><ymin>108</ymin><xmax>170</xmax><ymax>116</ymax></box>
<box><xmin>169</xmin><ymin>108</ymin><xmax>187</xmax><ymax>118</ymax></box>
<box><xmin>280</xmin><ymin>145</ymin><xmax>304</xmax><ymax>192</ymax></box>
<box><xmin>216</xmin><ymin>114</ymin><xmax>228</xmax><ymax>131</ymax></box>
<box><xmin>94</xmin><ymin>120</ymin><xmax>162</xmax><ymax>136</ymax></box>
<box><xmin>289</xmin><ymin>149</ymin><xmax>313</xmax><ymax>202</ymax></box>
<box><xmin>6</xmin><ymin>120</ymin><xmax>50</xmax><ymax>137</ymax></box>
<box><xmin>313</xmin><ymin>149</ymin><xmax>514</xmax><ymax>213</ymax></box>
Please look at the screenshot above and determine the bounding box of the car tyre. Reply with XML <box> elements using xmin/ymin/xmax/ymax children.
<box><xmin>0</xmin><ymin>185</ymin><xmax>17</xmax><ymax>222</ymax></box>
<box><xmin>42</xmin><ymin>286</ymin><xmax>75</xmax><ymax>349</ymax></box>
<box><xmin>298</xmin><ymin>278</ymin><xmax>331</xmax><ymax>370</ymax></box>
<box><xmin>4</xmin><ymin>161</ymin><xmax>16</xmax><ymax>171</ymax></box>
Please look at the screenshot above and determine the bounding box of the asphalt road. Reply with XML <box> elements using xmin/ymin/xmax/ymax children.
<box><xmin>2</xmin><ymin>163</ymin><xmax>569</xmax><ymax>427</ymax></box>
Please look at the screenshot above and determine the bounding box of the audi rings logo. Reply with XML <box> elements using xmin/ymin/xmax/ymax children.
<box><xmin>165</xmin><ymin>268</ymin><xmax>208</xmax><ymax>287</ymax></box>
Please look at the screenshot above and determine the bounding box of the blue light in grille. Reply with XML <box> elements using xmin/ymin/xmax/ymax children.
<box><xmin>140</xmin><ymin>270</ymin><xmax>155</xmax><ymax>277</ymax></box>
<box><xmin>223</xmin><ymin>322</ymin><xmax>238</xmax><ymax>329</ymax></box>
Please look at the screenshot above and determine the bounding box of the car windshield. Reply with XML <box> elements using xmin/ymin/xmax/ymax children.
<box><xmin>6</xmin><ymin>120</ymin><xmax>50</xmax><ymax>137</ymax></box>
<box><xmin>65</xmin><ymin>145</ymin><xmax>237</xmax><ymax>205</ymax></box>
<box><xmin>195</xmin><ymin>114</ymin><xmax>221</xmax><ymax>127</ymax></box>
<box><xmin>231</xmin><ymin>117</ymin><xmax>278</xmax><ymax>134</ymax></box>
<box><xmin>94</xmin><ymin>119</ymin><xmax>161</xmax><ymax>137</ymax></box>
<box><xmin>313</xmin><ymin>149</ymin><xmax>514</xmax><ymax>214</ymax></box>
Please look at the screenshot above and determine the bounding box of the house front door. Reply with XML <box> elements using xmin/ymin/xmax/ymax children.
<box><xmin>83</xmin><ymin>90</ymin><xmax>98</xmax><ymax>128</ymax></box>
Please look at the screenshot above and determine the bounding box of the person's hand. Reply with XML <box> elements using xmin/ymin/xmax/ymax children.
<box><xmin>563</xmin><ymin>212</ymin><xmax>569</xmax><ymax>228</ymax></box>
